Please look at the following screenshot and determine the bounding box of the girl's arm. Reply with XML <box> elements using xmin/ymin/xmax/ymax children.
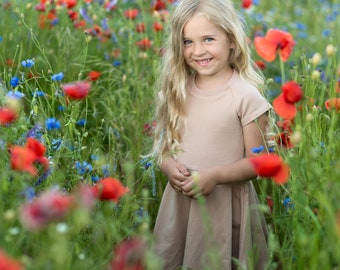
<box><xmin>181</xmin><ymin>112</ymin><xmax>269</xmax><ymax>197</ymax></box>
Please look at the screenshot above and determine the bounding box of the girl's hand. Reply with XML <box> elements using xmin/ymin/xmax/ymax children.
<box><xmin>159</xmin><ymin>158</ymin><xmax>190</xmax><ymax>193</ymax></box>
<box><xmin>181</xmin><ymin>168</ymin><xmax>217</xmax><ymax>198</ymax></box>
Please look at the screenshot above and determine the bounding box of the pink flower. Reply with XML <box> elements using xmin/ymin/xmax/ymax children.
<box><xmin>109</xmin><ymin>238</ymin><xmax>146</xmax><ymax>270</ymax></box>
<box><xmin>19</xmin><ymin>189</ymin><xmax>74</xmax><ymax>231</ymax></box>
<box><xmin>61</xmin><ymin>81</ymin><xmax>91</xmax><ymax>100</ymax></box>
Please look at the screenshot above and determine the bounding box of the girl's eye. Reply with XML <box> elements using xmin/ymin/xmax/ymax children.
<box><xmin>183</xmin><ymin>39</ymin><xmax>192</xmax><ymax>45</ymax></box>
<box><xmin>204</xmin><ymin>37</ymin><xmax>214</xmax><ymax>42</ymax></box>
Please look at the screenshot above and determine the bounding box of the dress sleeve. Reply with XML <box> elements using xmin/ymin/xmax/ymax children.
<box><xmin>235</xmin><ymin>84</ymin><xmax>272</xmax><ymax>126</ymax></box>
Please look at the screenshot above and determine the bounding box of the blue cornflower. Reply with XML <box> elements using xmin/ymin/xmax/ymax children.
<box><xmin>75</xmin><ymin>161</ymin><xmax>93</xmax><ymax>175</ymax></box>
<box><xmin>57</xmin><ymin>105</ymin><xmax>64</xmax><ymax>111</ymax></box>
<box><xmin>91</xmin><ymin>154</ymin><xmax>99</xmax><ymax>160</ymax></box>
<box><xmin>91</xmin><ymin>175</ymin><xmax>100</xmax><ymax>182</ymax></box>
<box><xmin>51</xmin><ymin>138</ymin><xmax>62</xmax><ymax>150</ymax></box>
<box><xmin>112</xmin><ymin>60</ymin><xmax>121</xmax><ymax>67</ymax></box>
<box><xmin>283</xmin><ymin>197</ymin><xmax>294</xmax><ymax>209</ymax></box>
<box><xmin>322</xmin><ymin>29</ymin><xmax>331</xmax><ymax>37</ymax></box>
<box><xmin>0</xmin><ymin>36</ymin><xmax>2</xmax><ymax>42</ymax></box>
<box><xmin>27</xmin><ymin>124</ymin><xmax>43</xmax><ymax>139</ymax></box>
<box><xmin>10</xmin><ymin>76</ymin><xmax>20</xmax><ymax>87</ymax></box>
<box><xmin>21</xmin><ymin>59</ymin><xmax>35</xmax><ymax>67</ymax></box>
<box><xmin>51</xmin><ymin>72</ymin><xmax>64</xmax><ymax>81</ymax></box>
<box><xmin>32</xmin><ymin>90</ymin><xmax>45</xmax><ymax>97</ymax></box>
<box><xmin>102</xmin><ymin>164</ymin><xmax>110</xmax><ymax>177</ymax></box>
<box><xmin>6</xmin><ymin>90</ymin><xmax>25</xmax><ymax>99</ymax></box>
<box><xmin>76</xmin><ymin>119</ymin><xmax>86</xmax><ymax>127</ymax></box>
<box><xmin>45</xmin><ymin>117</ymin><xmax>61</xmax><ymax>130</ymax></box>
<box><xmin>22</xmin><ymin>187</ymin><xmax>36</xmax><ymax>201</ymax></box>
<box><xmin>251</xmin><ymin>145</ymin><xmax>265</xmax><ymax>153</ymax></box>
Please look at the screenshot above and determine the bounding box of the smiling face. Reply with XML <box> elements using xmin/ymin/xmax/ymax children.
<box><xmin>183</xmin><ymin>13</ymin><xmax>235</xmax><ymax>89</ymax></box>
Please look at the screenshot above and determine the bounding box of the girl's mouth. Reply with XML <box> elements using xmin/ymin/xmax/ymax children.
<box><xmin>195</xmin><ymin>58</ymin><xmax>213</xmax><ymax>65</ymax></box>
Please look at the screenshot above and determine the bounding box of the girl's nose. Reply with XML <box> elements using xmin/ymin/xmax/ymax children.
<box><xmin>193</xmin><ymin>43</ymin><xmax>205</xmax><ymax>56</ymax></box>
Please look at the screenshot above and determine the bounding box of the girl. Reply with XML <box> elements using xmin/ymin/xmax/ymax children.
<box><xmin>152</xmin><ymin>0</ymin><xmax>271</xmax><ymax>269</ymax></box>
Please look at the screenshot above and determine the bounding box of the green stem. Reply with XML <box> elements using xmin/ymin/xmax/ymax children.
<box><xmin>279</xmin><ymin>53</ymin><xmax>285</xmax><ymax>85</ymax></box>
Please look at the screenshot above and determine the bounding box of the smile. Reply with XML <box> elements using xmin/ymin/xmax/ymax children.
<box><xmin>195</xmin><ymin>58</ymin><xmax>213</xmax><ymax>65</ymax></box>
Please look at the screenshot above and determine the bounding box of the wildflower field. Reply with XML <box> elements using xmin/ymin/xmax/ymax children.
<box><xmin>0</xmin><ymin>0</ymin><xmax>339</xmax><ymax>269</ymax></box>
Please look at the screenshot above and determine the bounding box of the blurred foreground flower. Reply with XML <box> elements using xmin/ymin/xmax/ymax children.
<box><xmin>92</xmin><ymin>177</ymin><xmax>128</xmax><ymax>202</ymax></box>
<box><xmin>19</xmin><ymin>188</ymin><xmax>74</xmax><ymax>231</ymax></box>
<box><xmin>273</xmin><ymin>81</ymin><xmax>303</xmax><ymax>120</ymax></box>
<box><xmin>254</xmin><ymin>29</ymin><xmax>295</xmax><ymax>62</ymax></box>
<box><xmin>325</xmin><ymin>98</ymin><xmax>340</xmax><ymax>112</ymax></box>
<box><xmin>10</xmin><ymin>138</ymin><xmax>49</xmax><ymax>176</ymax></box>
<box><xmin>108</xmin><ymin>237</ymin><xmax>146</xmax><ymax>270</ymax></box>
<box><xmin>250</xmin><ymin>153</ymin><xmax>290</xmax><ymax>184</ymax></box>
<box><xmin>61</xmin><ymin>81</ymin><xmax>91</xmax><ymax>100</ymax></box>
<box><xmin>0</xmin><ymin>249</ymin><xmax>23</xmax><ymax>270</ymax></box>
<box><xmin>0</xmin><ymin>107</ymin><xmax>17</xmax><ymax>125</ymax></box>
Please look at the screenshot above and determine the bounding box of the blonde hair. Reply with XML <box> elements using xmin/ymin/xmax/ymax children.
<box><xmin>152</xmin><ymin>0</ymin><xmax>264</xmax><ymax>160</ymax></box>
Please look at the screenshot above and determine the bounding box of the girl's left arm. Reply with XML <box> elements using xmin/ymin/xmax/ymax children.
<box><xmin>181</xmin><ymin>112</ymin><xmax>269</xmax><ymax>197</ymax></box>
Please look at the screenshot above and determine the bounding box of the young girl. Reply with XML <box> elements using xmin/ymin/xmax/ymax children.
<box><xmin>152</xmin><ymin>0</ymin><xmax>271</xmax><ymax>269</ymax></box>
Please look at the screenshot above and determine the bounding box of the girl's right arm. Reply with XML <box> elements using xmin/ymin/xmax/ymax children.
<box><xmin>159</xmin><ymin>158</ymin><xmax>191</xmax><ymax>193</ymax></box>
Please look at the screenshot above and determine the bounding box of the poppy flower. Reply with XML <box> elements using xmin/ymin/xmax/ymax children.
<box><xmin>0</xmin><ymin>107</ymin><xmax>17</xmax><ymax>125</ymax></box>
<box><xmin>0</xmin><ymin>250</ymin><xmax>23</xmax><ymax>270</ymax></box>
<box><xmin>152</xmin><ymin>0</ymin><xmax>167</xmax><ymax>11</ymax></box>
<box><xmin>249</xmin><ymin>153</ymin><xmax>290</xmax><ymax>184</ymax></box>
<box><xmin>10</xmin><ymin>146</ymin><xmax>39</xmax><ymax>176</ymax></box>
<box><xmin>273</xmin><ymin>81</ymin><xmax>303</xmax><ymax>120</ymax></box>
<box><xmin>109</xmin><ymin>237</ymin><xmax>146</xmax><ymax>270</ymax></box>
<box><xmin>136</xmin><ymin>22</ymin><xmax>146</xmax><ymax>33</ymax></box>
<box><xmin>61</xmin><ymin>81</ymin><xmax>91</xmax><ymax>100</ymax></box>
<box><xmin>19</xmin><ymin>189</ymin><xmax>74</xmax><ymax>231</ymax></box>
<box><xmin>136</xmin><ymin>38</ymin><xmax>151</xmax><ymax>50</ymax></box>
<box><xmin>124</xmin><ymin>9</ymin><xmax>139</xmax><ymax>20</ymax></box>
<box><xmin>92</xmin><ymin>177</ymin><xmax>128</xmax><ymax>202</ymax></box>
<box><xmin>255</xmin><ymin>60</ymin><xmax>266</xmax><ymax>70</ymax></box>
<box><xmin>10</xmin><ymin>138</ymin><xmax>49</xmax><ymax>176</ymax></box>
<box><xmin>254</xmin><ymin>29</ymin><xmax>295</xmax><ymax>62</ymax></box>
<box><xmin>153</xmin><ymin>21</ymin><xmax>163</xmax><ymax>32</ymax></box>
<box><xmin>87</xmin><ymin>71</ymin><xmax>101</xmax><ymax>81</ymax></box>
<box><xmin>325</xmin><ymin>97</ymin><xmax>340</xmax><ymax>111</ymax></box>
<box><xmin>241</xmin><ymin>0</ymin><xmax>252</xmax><ymax>9</ymax></box>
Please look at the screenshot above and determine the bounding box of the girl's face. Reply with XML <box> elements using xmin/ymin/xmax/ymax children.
<box><xmin>183</xmin><ymin>13</ymin><xmax>235</xmax><ymax>87</ymax></box>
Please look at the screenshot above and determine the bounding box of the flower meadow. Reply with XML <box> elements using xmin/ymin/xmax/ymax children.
<box><xmin>0</xmin><ymin>0</ymin><xmax>339</xmax><ymax>269</ymax></box>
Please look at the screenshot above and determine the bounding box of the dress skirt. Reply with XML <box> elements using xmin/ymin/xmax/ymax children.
<box><xmin>153</xmin><ymin>181</ymin><xmax>269</xmax><ymax>270</ymax></box>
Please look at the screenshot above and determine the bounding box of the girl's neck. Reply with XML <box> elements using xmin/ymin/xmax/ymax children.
<box><xmin>194</xmin><ymin>67</ymin><xmax>234</xmax><ymax>91</ymax></box>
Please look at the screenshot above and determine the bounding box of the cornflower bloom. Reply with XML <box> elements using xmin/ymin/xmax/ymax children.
<box><xmin>21</xmin><ymin>59</ymin><xmax>35</xmax><ymax>67</ymax></box>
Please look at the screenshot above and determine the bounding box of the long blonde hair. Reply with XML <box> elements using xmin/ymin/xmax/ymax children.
<box><xmin>152</xmin><ymin>0</ymin><xmax>264</xmax><ymax>160</ymax></box>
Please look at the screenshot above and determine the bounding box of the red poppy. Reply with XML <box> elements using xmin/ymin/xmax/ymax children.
<box><xmin>325</xmin><ymin>98</ymin><xmax>340</xmax><ymax>111</ymax></box>
<box><xmin>255</xmin><ymin>60</ymin><xmax>266</xmax><ymax>70</ymax></box>
<box><xmin>273</xmin><ymin>81</ymin><xmax>303</xmax><ymax>120</ymax></box>
<box><xmin>136</xmin><ymin>22</ymin><xmax>146</xmax><ymax>33</ymax></box>
<box><xmin>92</xmin><ymin>177</ymin><xmax>128</xmax><ymax>202</ymax></box>
<box><xmin>26</xmin><ymin>137</ymin><xmax>49</xmax><ymax>170</ymax></box>
<box><xmin>254</xmin><ymin>29</ymin><xmax>295</xmax><ymax>62</ymax></box>
<box><xmin>62</xmin><ymin>81</ymin><xmax>91</xmax><ymax>100</ymax></box>
<box><xmin>136</xmin><ymin>38</ymin><xmax>151</xmax><ymax>50</ymax></box>
<box><xmin>249</xmin><ymin>153</ymin><xmax>290</xmax><ymax>184</ymax></box>
<box><xmin>153</xmin><ymin>21</ymin><xmax>163</xmax><ymax>32</ymax></box>
<box><xmin>276</xmin><ymin>132</ymin><xmax>293</xmax><ymax>149</ymax></box>
<box><xmin>241</xmin><ymin>0</ymin><xmax>252</xmax><ymax>9</ymax></box>
<box><xmin>74</xmin><ymin>20</ymin><xmax>86</xmax><ymax>29</ymax></box>
<box><xmin>124</xmin><ymin>9</ymin><xmax>139</xmax><ymax>20</ymax></box>
<box><xmin>68</xmin><ymin>10</ymin><xmax>78</xmax><ymax>21</ymax></box>
<box><xmin>0</xmin><ymin>250</ymin><xmax>23</xmax><ymax>270</ymax></box>
<box><xmin>109</xmin><ymin>238</ymin><xmax>146</xmax><ymax>270</ymax></box>
<box><xmin>0</xmin><ymin>107</ymin><xmax>17</xmax><ymax>125</ymax></box>
<box><xmin>152</xmin><ymin>0</ymin><xmax>167</xmax><ymax>11</ymax></box>
<box><xmin>10</xmin><ymin>146</ymin><xmax>38</xmax><ymax>176</ymax></box>
<box><xmin>87</xmin><ymin>71</ymin><xmax>101</xmax><ymax>81</ymax></box>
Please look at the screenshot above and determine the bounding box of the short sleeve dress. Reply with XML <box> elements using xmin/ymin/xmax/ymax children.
<box><xmin>153</xmin><ymin>70</ymin><xmax>272</xmax><ymax>270</ymax></box>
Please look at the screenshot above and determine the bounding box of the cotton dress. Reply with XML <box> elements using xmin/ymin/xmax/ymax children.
<box><xmin>153</xmin><ymin>71</ymin><xmax>272</xmax><ymax>270</ymax></box>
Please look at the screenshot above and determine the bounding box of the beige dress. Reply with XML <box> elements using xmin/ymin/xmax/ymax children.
<box><xmin>153</xmin><ymin>71</ymin><xmax>272</xmax><ymax>270</ymax></box>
